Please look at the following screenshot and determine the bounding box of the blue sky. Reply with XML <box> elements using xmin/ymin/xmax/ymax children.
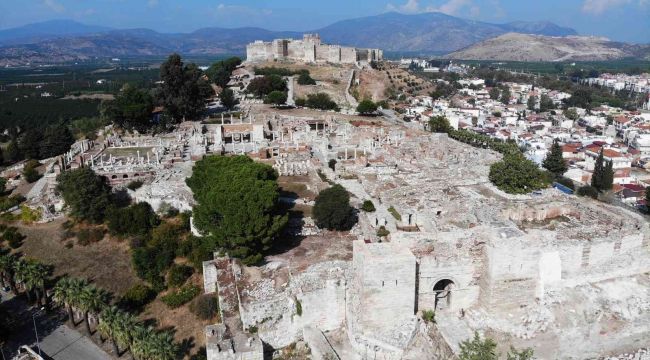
<box><xmin>1</xmin><ymin>0</ymin><xmax>648</xmax><ymax>43</ymax></box>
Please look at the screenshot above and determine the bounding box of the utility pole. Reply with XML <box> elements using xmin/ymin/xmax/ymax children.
<box><xmin>32</xmin><ymin>307</ymin><xmax>45</xmax><ymax>356</ymax></box>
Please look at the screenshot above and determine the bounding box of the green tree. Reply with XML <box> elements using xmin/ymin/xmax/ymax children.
<box><xmin>591</xmin><ymin>149</ymin><xmax>605</xmax><ymax>191</ymax></box>
<box><xmin>107</xmin><ymin>84</ymin><xmax>154</xmax><ymax>132</ymax></box>
<box><xmin>18</xmin><ymin>129</ymin><xmax>43</xmax><ymax>160</ymax></box>
<box><xmin>507</xmin><ymin>346</ymin><xmax>534</xmax><ymax>360</ymax></box>
<box><xmin>264</xmin><ymin>90</ymin><xmax>288</xmax><ymax>105</ymax></box>
<box><xmin>79</xmin><ymin>285</ymin><xmax>109</xmax><ymax>335</ymax></box>
<box><xmin>57</xmin><ymin>168</ymin><xmax>113</xmax><ymax>223</ymax></box>
<box><xmin>40</xmin><ymin>123</ymin><xmax>75</xmax><ymax>158</ymax></box>
<box><xmin>4</xmin><ymin>140</ymin><xmax>21</xmax><ymax>163</ymax></box>
<box><xmin>107</xmin><ymin>202</ymin><xmax>160</xmax><ymax>237</ymax></box>
<box><xmin>500</xmin><ymin>87</ymin><xmax>511</xmax><ymax>105</ymax></box>
<box><xmin>527</xmin><ymin>96</ymin><xmax>536</xmax><ymax>111</ymax></box>
<box><xmin>297</xmin><ymin>72</ymin><xmax>316</xmax><ymax>85</ymax></box>
<box><xmin>542</xmin><ymin>140</ymin><xmax>567</xmax><ymax>177</ymax></box>
<box><xmin>220</xmin><ymin>88</ymin><xmax>238</xmax><ymax>110</ymax></box>
<box><xmin>313</xmin><ymin>184</ymin><xmax>357</xmax><ymax>231</ymax></box>
<box><xmin>489</xmin><ymin>154</ymin><xmax>548</xmax><ymax>194</ymax></box>
<box><xmin>206</xmin><ymin>57</ymin><xmax>242</xmax><ymax>88</ymax></box>
<box><xmin>563</xmin><ymin>108</ymin><xmax>579</xmax><ymax>120</ymax></box>
<box><xmin>305</xmin><ymin>93</ymin><xmax>339</xmax><ymax>111</ymax></box>
<box><xmin>158</xmin><ymin>54</ymin><xmax>213</xmax><ymax>122</ymax></box>
<box><xmin>489</xmin><ymin>87</ymin><xmax>500</xmax><ymax>100</ymax></box>
<box><xmin>428</xmin><ymin>115</ymin><xmax>451</xmax><ymax>133</ymax></box>
<box><xmin>603</xmin><ymin>160</ymin><xmax>614</xmax><ymax>191</ymax></box>
<box><xmin>186</xmin><ymin>155</ymin><xmax>288</xmax><ymax>265</ymax></box>
<box><xmin>357</xmin><ymin>99</ymin><xmax>378</xmax><ymax>115</ymax></box>
<box><xmin>247</xmin><ymin>75</ymin><xmax>287</xmax><ymax>98</ymax></box>
<box><xmin>458</xmin><ymin>332</ymin><xmax>498</xmax><ymax>360</ymax></box>
<box><xmin>0</xmin><ymin>254</ymin><xmax>18</xmax><ymax>294</ymax></box>
<box><xmin>23</xmin><ymin>160</ymin><xmax>41</xmax><ymax>183</ymax></box>
<box><xmin>539</xmin><ymin>94</ymin><xmax>555</xmax><ymax>112</ymax></box>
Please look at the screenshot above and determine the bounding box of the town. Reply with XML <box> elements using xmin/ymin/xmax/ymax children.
<box><xmin>0</xmin><ymin>4</ymin><xmax>649</xmax><ymax>360</ymax></box>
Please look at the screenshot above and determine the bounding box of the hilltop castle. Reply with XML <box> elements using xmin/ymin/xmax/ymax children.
<box><xmin>246</xmin><ymin>33</ymin><xmax>383</xmax><ymax>64</ymax></box>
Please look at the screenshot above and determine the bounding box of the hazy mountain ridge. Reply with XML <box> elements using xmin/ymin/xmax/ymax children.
<box><xmin>0</xmin><ymin>15</ymin><xmax>634</xmax><ymax>66</ymax></box>
<box><xmin>446</xmin><ymin>33</ymin><xmax>650</xmax><ymax>62</ymax></box>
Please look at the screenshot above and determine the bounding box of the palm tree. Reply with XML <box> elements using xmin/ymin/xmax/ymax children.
<box><xmin>130</xmin><ymin>325</ymin><xmax>154</xmax><ymax>360</ymax></box>
<box><xmin>97</xmin><ymin>306</ymin><xmax>121</xmax><ymax>354</ymax></box>
<box><xmin>53</xmin><ymin>277</ymin><xmax>88</xmax><ymax>326</ymax></box>
<box><xmin>79</xmin><ymin>285</ymin><xmax>109</xmax><ymax>335</ymax></box>
<box><xmin>25</xmin><ymin>261</ymin><xmax>50</xmax><ymax>307</ymax></box>
<box><xmin>13</xmin><ymin>259</ymin><xmax>33</xmax><ymax>303</ymax></box>
<box><xmin>150</xmin><ymin>331</ymin><xmax>177</xmax><ymax>360</ymax></box>
<box><xmin>114</xmin><ymin>311</ymin><xmax>136</xmax><ymax>357</ymax></box>
<box><xmin>0</xmin><ymin>254</ymin><xmax>18</xmax><ymax>294</ymax></box>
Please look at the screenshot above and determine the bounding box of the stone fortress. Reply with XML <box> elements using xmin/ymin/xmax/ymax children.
<box><xmin>196</xmin><ymin>117</ymin><xmax>650</xmax><ymax>360</ymax></box>
<box><xmin>246</xmin><ymin>34</ymin><xmax>383</xmax><ymax>64</ymax></box>
<box><xmin>24</xmin><ymin>107</ymin><xmax>650</xmax><ymax>359</ymax></box>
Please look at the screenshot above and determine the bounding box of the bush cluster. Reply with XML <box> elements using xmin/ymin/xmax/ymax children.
<box><xmin>120</xmin><ymin>284</ymin><xmax>157</xmax><ymax>310</ymax></box>
<box><xmin>189</xmin><ymin>294</ymin><xmax>219</xmax><ymax>320</ymax></box>
<box><xmin>161</xmin><ymin>285</ymin><xmax>200</xmax><ymax>308</ymax></box>
<box><xmin>167</xmin><ymin>264</ymin><xmax>194</xmax><ymax>288</ymax></box>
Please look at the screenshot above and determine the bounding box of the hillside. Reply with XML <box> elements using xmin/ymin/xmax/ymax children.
<box><xmin>317</xmin><ymin>12</ymin><xmax>577</xmax><ymax>53</ymax></box>
<box><xmin>0</xmin><ymin>14</ymin><xmax>580</xmax><ymax>66</ymax></box>
<box><xmin>446</xmin><ymin>33</ymin><xmax>650</xmax><ymax>62</ymax></box>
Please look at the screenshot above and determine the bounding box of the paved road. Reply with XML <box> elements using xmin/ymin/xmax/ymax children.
<box><xmin>1</xmin><ymin>289</ymin><xmax>113</xmax><ymax>360</ymax></box>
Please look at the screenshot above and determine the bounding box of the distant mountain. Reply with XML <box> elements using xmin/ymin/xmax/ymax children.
<box><xmin>2</xmin><ymin>14</ymin><xmax>629</xmax><ymax>66</ymax></box>
<box><xmin>446</xmin><ymin>33</ymin><xmax>650</xmax><ymax>62</ymax></box>
<box><xmin>0</xmin><ymin>20</ymin><xmax>112</xmax><ymax>45</ymax></box>
<box><xmin>316</xmin><ymin>12</ymin><xmax>578</xmax><ymax>53</ymax></box>
<box><xmin>502</xmin><ymin>21</ymin><xmax>578</xmax><ymax>37</ymax></box>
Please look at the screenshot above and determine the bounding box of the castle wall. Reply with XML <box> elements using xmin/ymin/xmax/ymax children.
<box><xmin>418</xmin><ymin>258</ymin><xmax>479</xmax><ymax>313</ymax></box>
<box><xmin>353</xmin><ymin>241</ymin><xmax>416</xmax><ymax>330</ymax></box>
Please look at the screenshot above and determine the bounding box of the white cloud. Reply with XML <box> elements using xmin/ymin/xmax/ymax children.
<box><xmin>147</xmin><ymin>0</ymin><xmax>159</xmax><ymax>8</ymax></box>
<box><xmin>385</xmin><ymin>0</ymin><xmax>481</xmax><ymax>17</ymax></box>
<box><xmin>216</xmin><ymin>3</ymin><xmax>272</xmax><ymax>16</ymax></box>
<box><xmin>581</xmin><ymin>0</ymin><xmax>647</xmax><ymax>14</ymax></box>
<box><xmin>43</xmin><ymin>0</ymin><xmax>65</xmax><ymax>13</ymax></box>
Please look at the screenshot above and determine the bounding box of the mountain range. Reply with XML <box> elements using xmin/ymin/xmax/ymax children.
<box><xmin>0</xmin><ymin>13</ymin><xmax>639</xmax><ymax>66</ymax></box>
<box><xmin>447</xmin><ymin>33</ymin><xmax>650</xmax><ymax>62</ymax></box>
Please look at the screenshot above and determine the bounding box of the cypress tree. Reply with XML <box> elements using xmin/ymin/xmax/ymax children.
<box><xmin>591</xmin><ymin>149</ymin><xmax>605</xmax><ymax>190</ymax></box>
<box><xmin>602</xmin><ymin>160</ymin><xmax>614</xmax><ymax>190</ymax></box>
<box><xmin>542</xmin><ymin>140</ymin><xmax>567</xmax><ymax>177</ymax></box>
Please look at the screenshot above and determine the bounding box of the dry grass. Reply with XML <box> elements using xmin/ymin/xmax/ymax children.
<box><xmin>12</xmin><ymin>217</ymin><xmax>141</xmax><ymax>296</ymax></box>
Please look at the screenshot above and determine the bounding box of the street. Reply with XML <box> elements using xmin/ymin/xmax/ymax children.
<box><xmin>1</xmin><ymin>289</ymin><xmax>113</xmax><ymax>360</ymax></box>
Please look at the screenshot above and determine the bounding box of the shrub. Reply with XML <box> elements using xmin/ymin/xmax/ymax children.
<box><xmin>361</xmin><ymin>200</ymin><xmax>376</xmax><ymax>212</ymax></box>
<box><xmin>376</xmin><ymin>226</ymin><xmax>390</xmax><ymax>237</ymax></box>
<box><xmin>356</xmin><ymin>99</ymin><xmax>378</xmax><ymax>115</ymax></box>
<box><xmin>107</xmin><ymin>202</ymin><xmax>160</xmax><ymax>237</ymax></box>
<box><xmin>297</xmin><ymin>72</ymin><xmax>316</xmax><ymax>85</ymax></box>
<box><xmin>294</xmin><ymin>97</ymin><xmax>306</xmax><ymax>107</ymax></box>
<box><xmin>422</xmin><ymin>309</ymin><xmax>436</xmax><ymax>323</ymax></box>
<box><xmin>167</xmin><ymin>264</ymin><xmax>194</xmax><ymax>287</ymax></box>
<box><xmin>189</xmin><ymin>294</ymin><xmax>219</xmax><ymax>320</ymax></box>
<box><xmin>489</xmin><ymin>154</ymin><xmax>548</xmax><ymax>194</ymax></box>
<box><xmin>577</xmin><ymin>185</ymin><xmax>599</xmax><ymax>199</ymax></box>
<box><xmin>313</xmin><ymin>185</ymin><xmax>357</xmax><ymax>231</ymax></box>
<box><xmin>126</xmin><ymin>180</ymin><xmax>144</xmax><ymax>191</ymax></box>
<box><xmin>328</xmin><ymin>159</ymin><xmax>337</xmax><ymax>171</ymax></box>
<box><xmin>121</xmin><ymin>284</ymin><xmax>157</xmax><ymax>310</ymax></box>
<box><xmin>305</xmin><ymin>93</ymin><xmax>339</xmax><ymax>111</ymax></box>
<box><xmin>388</xmin><ymin>206</ymin><xmax>401</xmax><ymax>221</ymax></box>
<box><xmin>77</xmin><ymin>227</ymin><xmax>105</xmax><ymax>246</ymax></box>
<box><xmin>4</xmin><ymin>227</ymin><xmax>24</xmax><ymax>248</ymax></box>
<box><xmin>264</xmin><ymin>91</ymin><xmax>288</xmax><ymax>105</ymax></box>
<box><xmin>23</xmin><ymin>160</ymin><xmax>41</xmax><ymax>183</ymax></box>
<box><xmin>295</xmin><ymin>298</ymin><xmax>302</xmax><ymax>316</ymax></box>
<box><xmin>555</xmin><ymin>176</ymin><xmax>575</xmax><ymax>191</ymax></box>
<box><xmin>20</xmin><ymin>205</ymin><xmax>41</xmax><ymax>224</ymax></box>
<box><xmin>0</xmin><ymin>195</ymin><xmax>25</xmax><ymax>212</ymax></box>
<box><xmin>65</xmin><ymin>241</ymin><xmax>74</xmax><ymax>249</ymax></box>
<box><xmin>161</xmin><ymin>285</ymin><xmax>200</xmax><ymax>308</ymax></box>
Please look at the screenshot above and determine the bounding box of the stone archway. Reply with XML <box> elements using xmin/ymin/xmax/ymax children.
<box><xmin>433</xmin><ymin>279</ymin><xmax>455</xmax><ymax>311</ymax></box>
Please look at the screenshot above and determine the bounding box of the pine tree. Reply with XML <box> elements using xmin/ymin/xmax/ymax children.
<box><xmin>542</xmin><ymin>140</ymin><xmax>567</xmax><ymax>177</ymax></box>
<box><xmin>591</xmin><ymin>149</ymin><xmax>605</xmax><ymax>191</ymax></box>
<box><xmin>602</xmin><ymin>160</ymin><xmax>614</xmax><ymax>190</ymax></box>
